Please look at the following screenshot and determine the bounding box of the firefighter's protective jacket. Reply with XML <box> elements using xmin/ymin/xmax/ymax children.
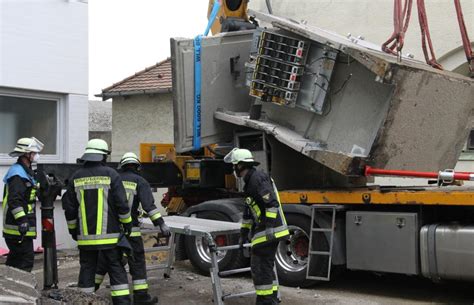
<box><xmin>62</xmin><ymin>162</ymin><xmax>131</xmax><ymax>249</ymax></box>
<box><xmin>2</xmin><ymin>162</ymin><xmax>38</xmax><ymax>239</ymax></box>
<box><xmin>119</xmin><ymin>168</ymin><xmax>164</xmax><ymax>237</ymax></box>
<box><xmin>241</xmin><ymin>168</ymin><xmax>289</xmax><ymax>247</ymax></box>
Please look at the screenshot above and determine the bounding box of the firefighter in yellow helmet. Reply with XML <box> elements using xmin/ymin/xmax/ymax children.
<box><xmin>95</xmin><ymin>152</ymin><xmax>170</xmax><ymax>305</ymax></box>
<box><xmin>224</xmin><ymin>148</ymin><xmax>289</xmax><ymax>305</ymax></box>
<box><xmin>62</xmin><ymin>139</ymin><xmax>132</xmax><ymax>305</ymax></box>
<box><xmin>2</xmin><ymin>137</ymin><xmax>44</xmax><ymax>272</ymax></box>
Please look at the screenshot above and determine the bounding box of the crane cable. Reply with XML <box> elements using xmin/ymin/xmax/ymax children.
<box><xmin>416</xmin><ymin>0</ymin><xmax>443</xmax><ymax>69</ymax></box>
<box><xmin>383</xmin><ymin>0</ymin><xmax>474</xmax><ymax>73</ymax></box>
<box><xmin>381</xmin><ymin>0</ymin><xmax>413</xmax><ymax>60</ymax></box>
<box><xmin>454</xmin><ymin>0</ymin><xmax>474</xmax><ymax>78</ymax></box>
<box><xmin>382</xmin><ymin>0</ymin><xmax>440</xmax><ymax>67</ymax></box>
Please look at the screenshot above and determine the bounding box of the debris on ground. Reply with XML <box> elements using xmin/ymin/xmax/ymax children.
<box><xmin>40</xmin><ymin>289</ymin><xmax>111</xmax><ymax>305</ymax></box>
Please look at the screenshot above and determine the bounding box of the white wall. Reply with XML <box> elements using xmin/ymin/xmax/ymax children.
<box><xmin>0</xmin><ymin>0</ymin><xmax>88</xmax><ymax>251</ymax></box>
<box><xmin>0</xmin><ymin>0</ymin><xmax>88</xmax><ymax>94</ymax></box>
<box><xmin>65</xmin><ymin>94</ymin><xmax>89</xmax><ymax>162</ymax></box>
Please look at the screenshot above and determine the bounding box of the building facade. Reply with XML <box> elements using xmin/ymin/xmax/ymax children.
<box><xmin>0</xmin><ymin>0</ymin><xmax>88</xmax><ymax>249</ymax></box>
<box><xmin>99</xmin><ymin>58</ymin><xmax>173</xmax><ymax>161</ymax></box>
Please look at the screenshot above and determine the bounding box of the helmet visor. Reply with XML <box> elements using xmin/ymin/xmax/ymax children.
<box><xmin>27</xmin><ymin>137</ymin><xmax>44</xmax><ymax>153</ymax></box>
<box><xmin>223</xmin><ymin>148</ymin><xmax>239</xmax><ymax>164</ymax></box>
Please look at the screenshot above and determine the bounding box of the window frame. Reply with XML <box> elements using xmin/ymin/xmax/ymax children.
<box><xmin>0</xmin><ymin>88</ymin><xmax>65</xmax><ymax>165</ymax></box>
<box><xmin>467</xmin><ymin>129</ymin><xmax>474</xmax><ymax>151</ymax></box>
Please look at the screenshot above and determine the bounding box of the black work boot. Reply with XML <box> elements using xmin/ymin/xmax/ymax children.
<box><xmin>272</xmin><ymin>292</ymin><xmax>281</xmax><ymax>304</ymax></box>
<box><xmin>256</xmin><ymin>295</ymin><xmax>273</xmax><ymax>305</ymax></box>
<box><xmin>133</xmin><ymin>292</ymin><xmax>158</xmax><ymax>305</ymax></box>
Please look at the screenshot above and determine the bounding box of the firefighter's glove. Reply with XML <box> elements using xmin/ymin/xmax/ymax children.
<box><xmin>265</xmin><ymin>228</ymin><xmax>275</xmax><ymax>242</ymax></box>
<box><xmin>238</xmin><ymin>236</ymin><xmax>249</xmax><ymax>249</ymax></box>
<box><xmin>158</xmin><ymin>222</ymin><xmax>171</xmax><ymax>236</ymax></box>
<box><xmin>122</xmin><ymin>222</ymin><xmax>132</xmax><ymax>237</ymax></box>
<box><xmin>239</xmin><ymin>228</ymin><xmax>250</xmax><ymax>249</ymax></box>
<box><xmin>18</xmin><ymin>222</ymin><xmax>29</xmax><ymax>237</ymax></box>
<box><xmin>70</xmin><ymin>230</ymin><xmax>78</xmax><ymax>241</ymax></box>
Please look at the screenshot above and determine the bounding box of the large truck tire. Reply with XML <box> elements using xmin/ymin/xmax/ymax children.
<box><xmin>184</xmin><ymin>202</ymin><xmax>249</xmax><ymax>275</ymax></box>
<box><xmin>276</xmin><ymin>213</ymin><xmax>329</xmax><ymax>287</ymax></box>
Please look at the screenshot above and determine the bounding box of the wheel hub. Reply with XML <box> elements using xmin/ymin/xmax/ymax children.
<box><xmin>275</xmin><ymin>225</ymin><xmax>309</xmax><ymax>273</ymax></box>
<box><xmin>195</xmin><ymin>235</ymin><xmax>228</xmax><ymax>263</ymax></box>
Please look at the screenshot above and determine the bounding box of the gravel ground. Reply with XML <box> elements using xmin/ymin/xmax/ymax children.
<box><xmin>30</xmin><ymin>251</ymin><xmax>474</xmax><ymax>305</ymax></box>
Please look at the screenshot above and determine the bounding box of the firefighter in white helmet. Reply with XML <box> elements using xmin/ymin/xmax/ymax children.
<box><xmin>224</xmin><ymin>148</ymin><xmax>289</xmax><ymax>305</ymax></box>
<box><xmin>2</xmin><ymin>137</ymin><xmax>44</xmax><ymax>272</ymax></box>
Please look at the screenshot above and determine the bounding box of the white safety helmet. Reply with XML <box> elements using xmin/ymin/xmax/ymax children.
<box><xmin>118</xmin><ymin>152</ymin><xmax>140</xmax><ymax>169</ymax></box>
<box><xmin>9</xmin><ymin>137</ymin><xmax>44</xmax><ymax>157</ymax></box>
<box><xmin>224</xmin><ymin>148</ymin><xmax>260</xmax><ymax>166</ymax></box>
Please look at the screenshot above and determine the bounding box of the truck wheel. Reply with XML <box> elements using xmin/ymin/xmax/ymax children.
<box><xmin>184</xmin><ymin>210</ymin><xmax>248</xmax><ymax>275</ymax></box>
<box><xmin>276</xmin><ymin>213</ymin><xmax>328</xmax><ymax>287</ymax></box>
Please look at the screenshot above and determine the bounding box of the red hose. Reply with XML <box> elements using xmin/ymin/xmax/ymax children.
<box><xmin>365</xmin><ymin>166</ymin><xmax>474</xmax><ymax>181</ymax></box>
<box><xmin>365</xmin><ymin>166</ymin><xmax>438</xmax><ymax>179</ymax></box>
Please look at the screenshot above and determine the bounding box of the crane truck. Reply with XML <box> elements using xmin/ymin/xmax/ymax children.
<box><xmin>150</xmin><ymin>0</ymin><xmax>474</xmax><ymax>288</ymax></box>
<box><xmin>37</xmin><ymin>0</ymin><xmax>474</xmax><ymax>289</ymax></box>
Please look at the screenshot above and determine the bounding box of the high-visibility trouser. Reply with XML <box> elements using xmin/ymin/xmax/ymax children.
<box><xmin>79</xmin><ymin>248</ymin><xmax>131</xmax><ymax>305</ymax></box>
<box><xmin>95</xmin><ymin>236</ymin><xmax>149</xmax><ymax>293</ymax></box>
<box><xmin>251</xmin><ymin>240</ymin><xmax>279</xmax><ymax>305</ymax></box>
<box><xmin>5</xmin><ymin>238</ymin><xmax>34</xmax><ymax>272</ymax></box>
<box><xmin>251</xmin><ymin>225</ymin><xmax>290</xmax><ymax>247</ymax></box>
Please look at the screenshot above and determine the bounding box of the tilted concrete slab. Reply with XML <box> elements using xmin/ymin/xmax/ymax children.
<box><xmin>0</xmin><ymin>265</ymin><xmax>39</xmax><ymax>304</ymax></box>
<box><xmin>171</xmin><ymin>11</ymin><xmax>474</xmax><ymax>176</ymax></box>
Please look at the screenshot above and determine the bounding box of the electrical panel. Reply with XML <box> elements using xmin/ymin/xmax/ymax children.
<box><xmin>247</xmin><ymin>29</ymin><xmax>338</xmax><ymax>114</ymax></box>
<box><xmin>249</xmin><ymin>30</ymin><xmax>309</xmax><ymax>107</ymax></box>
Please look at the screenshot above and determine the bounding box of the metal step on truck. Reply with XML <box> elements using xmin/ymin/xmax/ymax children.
<box><xmin>151</xmin><ymin>8</ymin><xmax>474</xmax><ymax>288</ymax></box>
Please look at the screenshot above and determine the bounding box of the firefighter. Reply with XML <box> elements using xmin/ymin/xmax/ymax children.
<box><xmin>62</xmin><ymin>139</ymin><xmax>132</xmax><ymax>305</ymax></box>
<box><xmin>224</xmin><ymin>148</ymin><xmax>289</xmax><ymax>305</ymax></box>
<box><xmin>95</xmin><ymin>152</ymin><xmax>170</xmax><ymax>305</ymax></box>
<box><xmin>2</xmin><ymin>137</ymin><xmax>44</xmax><ymax>272</ymax></box>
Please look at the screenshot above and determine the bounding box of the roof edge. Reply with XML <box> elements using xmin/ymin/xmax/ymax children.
<box><xmin>96</xmin><ymin>88</ymin><xmax>172</xmax><ymax>101</ymax></box>
<box><xmin>100</xmin><ymin>57</ymin><xmax>171</xmax><ymax>94</ymax></box>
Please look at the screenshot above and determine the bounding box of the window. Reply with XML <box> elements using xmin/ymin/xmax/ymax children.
<box><xmin>0</xmin><ymin>91</ymin><xmax>63</xmax><ymax>162</ymax></box>
<box><xmin>468</xmin><ymin>130</ymin><xmax>474</xmax><ymax>151</ymax></box>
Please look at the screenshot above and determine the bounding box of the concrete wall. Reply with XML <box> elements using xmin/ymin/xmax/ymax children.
<box><xmin>89</xmin><ymin>131</ymin><xmax>112</xmax><ymax>149</ymax></box>
<box><xmin>111</xmin><ymin>93</ymin><xmax>174</xmax><ymax>161</ymax></box>
<box><xmin>0</xmin><ymin>0</ymin><xmax>88</xmax><ymax>250</ymax></box>
<box><xmin>89</xmin><ymin>100</ymin><xmax>112</xmax><ymax>149</ymax></box>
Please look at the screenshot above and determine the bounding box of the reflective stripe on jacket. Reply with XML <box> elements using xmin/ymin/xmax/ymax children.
<box><xmin>62</xmin><ymin>162</ymin><xmax>131</xmax><ymax>249</ymax></box>
<box><xmin>2</xmin><ymin>163</ymin><xmax>37</xmax><ymax>239</ymax></box>
<box><xmin>120</xmin><ymin>169</ymin><xmax>164</xmax><ymax>237</ymax></box>
<box><xmin>242</xmin><ymin>168</ymin><xmax>289</xmax><ymax>247</ymax></box>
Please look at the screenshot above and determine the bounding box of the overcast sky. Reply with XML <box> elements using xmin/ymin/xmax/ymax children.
<box><xmin>89</xmin><ymin>0</ymin><xmax>209</xmax><ymax>100</ymax></box>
